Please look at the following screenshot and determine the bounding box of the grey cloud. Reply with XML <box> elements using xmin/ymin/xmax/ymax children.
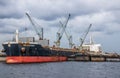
<box><xmin>0</xmin><ymin>13</ymin><xmax>23</xmax><ymax>19</ymax></box>
<box><xmin>0</xmin><ymin>0</ymin><xmax>120</xmax><ymax>20</ymax></box>
<box><xmin>0</xmin><ymin>30</ymin><xmax>14</xmax><ymax>34</ymax></box>
<box><xmin>0</xmin><ymin>0</ymin><xmax>120</xmax><ymax>52</ymax></box>
<box><xmin>0</xmin><ymin>0</ymin><xmax>9</xmax><ymax>6</ymax></box>
<box><xmin>0</xmin><ymin>0</ymin><xmax>24</xmax><ymax>19</ymax></box>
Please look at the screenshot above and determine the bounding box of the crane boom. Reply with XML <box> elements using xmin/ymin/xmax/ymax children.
<box><xmin>59</xmin><ymin>14</ymin><xmax>71</xmax><ymax>40</ymax></box>
<box><xmin>80</xmin><ymin>24</ymin><xmax>92</xmax><ymax>48</ymax></box>
<box><xmin>26</xmin><ymin>13</ymin><xmax>43</xmax><ymax>40</ymax></box>
<box><xmin>55</xmin><ymin>14</ymin><xmax>71</xmax><ymax>47</ymax></box>
<box><xmin>59</xmin><ymin>21</ymin><xmax>74</xmax><ymax>48</ymax></box>
<box><xmin>59</xmin><ymin>21</ymin><xmax>69</xmax><ymax>39</ymax></box>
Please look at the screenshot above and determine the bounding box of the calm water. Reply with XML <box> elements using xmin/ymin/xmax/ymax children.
<box><xmin>0</xmin><ymin>62</ymin><xmax>120</xmax><ymax>78</ymax></box>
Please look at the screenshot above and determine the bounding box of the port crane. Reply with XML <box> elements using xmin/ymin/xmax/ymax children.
<box><xmin>59</xmin><ymin>21</ymin><xmax>74</xmax><ymax>48</ymax></box>
<box><xmin>54</xmin><ymin>14</ymin><xmax>71</xmax><ymax>47</ymax></box>
<box><xmin>79</xmin><ymin>24</ymin><xmax>92</xmax><ymax>50</ymax></box>
<box><xmin>26</xmin><ymin>13</ymin><xmax>43</xmax><ymax>40</ymax></box>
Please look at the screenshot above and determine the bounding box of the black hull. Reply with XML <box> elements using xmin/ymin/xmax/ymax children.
<box><xmin>3</xmin><ymin>43</ymin><xmax>77</xmax><ymax>57</ymax></box>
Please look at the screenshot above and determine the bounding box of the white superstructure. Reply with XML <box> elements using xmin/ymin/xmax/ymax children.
<box><xmin>82</xmin><ymin>44</ymin><xmax>102</xmax><ymax>52</ymax></box>
<box><xmin>82</xmin><ymin>35</ymin><xmax>102</xmax><ymax>52</ymax></box>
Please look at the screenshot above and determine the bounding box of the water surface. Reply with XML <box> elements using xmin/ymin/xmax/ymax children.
<box><xmin>0</xmin><ymin>62</ymin><xmax>120</xmax><ymax>78</ymax></box>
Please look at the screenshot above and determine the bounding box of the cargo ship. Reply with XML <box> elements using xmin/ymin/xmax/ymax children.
<box><xmin>2</xmin><ymin>13</ymin><xmax>104</xmax><ymax>63</ymax></box>
<box><xmin>2</xmin><ymin>30</ymin><xmax>78</xmax><ymax>63</ymax></box>
<box><xmin>3</xmin><ymin>29</ymin><xmax>120</xmax><ymax>63</ymax></box>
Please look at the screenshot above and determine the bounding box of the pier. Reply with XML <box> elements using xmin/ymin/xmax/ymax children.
<box><xmin>68</xmin><ymin>52</ymin><xmax>120</xmax><ymax>62</ymax></box>
<box><xmin>0</xmin><ymin>52</ymin><xmax>6</xmax><ymax>62</ymax></box>
<box><xmin>0</xmin><ymin>57</ymin><xmax>6</xmax><ymax>62</ymax></box>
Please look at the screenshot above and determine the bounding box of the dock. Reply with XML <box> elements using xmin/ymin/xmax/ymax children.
<box><xmin>68</xmin><ymin>52</ymin><xmax>120</xmax><ymax>62</ymax></box>
<box><xmin>0</xmin><ymin>57</ymin><xmax>6</xmax><ymax>62</ymax></box>
<box><xmin>0</xmin><ymin>52</ymin><xmax>6</xmax><ymax>62</ymax></box>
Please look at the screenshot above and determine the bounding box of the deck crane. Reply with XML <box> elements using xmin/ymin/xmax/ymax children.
<box><xmin>54</xmin><ymin>14</ymin><xmax>71</xmax><ymax>47</ymax></box>
<box><xmin>59</xmin><ymin>21</ymin><xmax>74</xmax><ymax>48</ymax></box>
<box><xmin>26</xmin><ymin>13</ymin><xmax>43</xmax><ymax>40</ymax></box>
<box><xmin>79</xmin><ymin>24</ymin><xmax>92</xmax><ymax>50</ymax></box>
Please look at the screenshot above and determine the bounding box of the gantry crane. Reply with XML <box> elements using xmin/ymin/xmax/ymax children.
<box><xmin>79</xmin><ymin>24</ymin><xmax>92</xmax><ymax>50</ymax></box>
<box><xmin>26</xmin><ymin>13</ymin><xmax>43</xmax><ymax>40</ymax></box>
<box><xmin>59</xmin><ymin>21</ymin><xmax>74</xmax><ymax>48</ymax></box>
<box><xmin>54</xmin><ymin>14</ymin><xmax>71</xmax><ymax>47</ymax></box>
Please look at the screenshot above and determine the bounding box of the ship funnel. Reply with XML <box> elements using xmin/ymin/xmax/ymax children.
<box><xmin>15</xmin><ymin>29</ymin><xmax>19</xmax><ymax>43</ymax></box>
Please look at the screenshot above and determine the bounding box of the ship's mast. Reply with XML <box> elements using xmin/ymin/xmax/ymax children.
<box><xmin>15</xmin><ymin>29</ymin><xmax>19</xmax><ymax>43</ymax></box>
<box><xmin>90</xmin><ymin>35</ymin><xmax>94</xmax><ymax>44</ymax></box>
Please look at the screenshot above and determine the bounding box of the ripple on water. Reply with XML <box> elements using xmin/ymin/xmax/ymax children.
<box><xmin>0</xmin><ymin>62</ymin><xmax>120</xmax><ymax>78</ymax></box>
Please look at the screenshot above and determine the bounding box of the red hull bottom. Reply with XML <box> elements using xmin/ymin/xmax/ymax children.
<box><xmin>6</xmin><ymin>56</ymin><xmax>67</xmax><ymax>63</ymax></box>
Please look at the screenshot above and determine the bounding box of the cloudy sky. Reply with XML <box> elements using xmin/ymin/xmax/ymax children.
<box><xmin>0</xmin><ymin>0</ymin><xmax>120</xmax><ymax>53</ymax></box>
